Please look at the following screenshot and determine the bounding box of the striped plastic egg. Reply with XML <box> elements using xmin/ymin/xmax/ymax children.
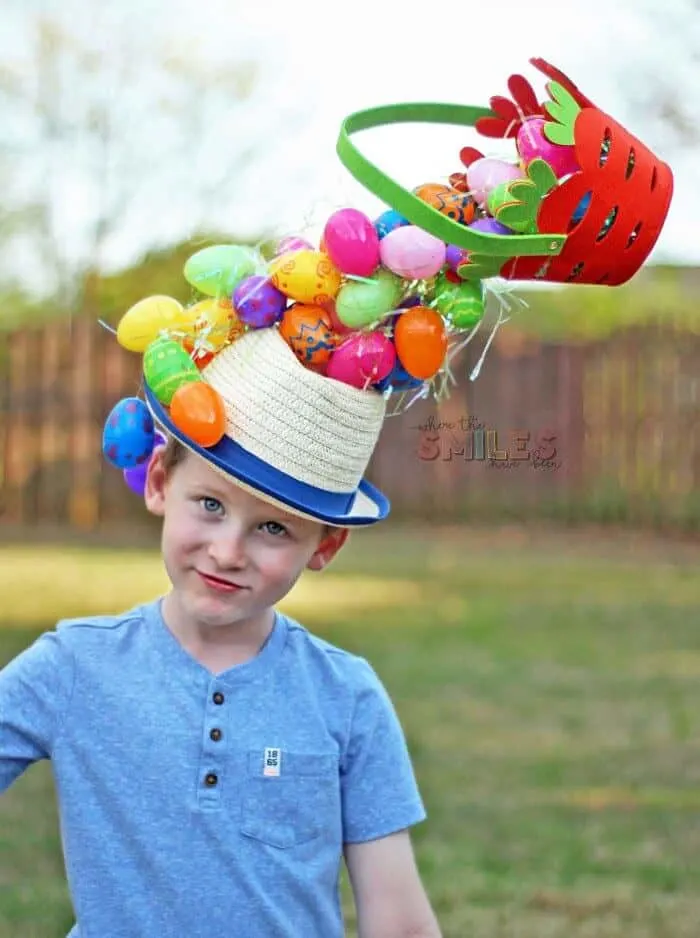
<box><xmin>144</xmin><ymin>338</ymin><xmax>200</xmax><ymax>405</ymax></box>
<box><xmin>102</xmin><ymin>397</ymin><xmax>155</xmax><ymax>469</ymax></box>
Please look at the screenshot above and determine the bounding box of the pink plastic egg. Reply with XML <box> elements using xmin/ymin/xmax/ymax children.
<box><xmin>379</xmin><ymin>226</ymin><xmax>446</xmax><ymax>280</ymax></box>
<box><xmin>323</xmin><ymin>208</ymin><xmax>380</xmax><ymax>278</ymax></box>
<box><xmin>516</xmin><ymin>117</ymin><xmax>579</xmax><ymax>178</ymax></box>
<box><xmin>326</xmin><ymin>332</ymin><xmax>396</xmax><ymax>389</ymax></box>
<box><xmin>466</xmin><ymin>158</ymin><xmax>525</xmax><ymax>208</ymax></box>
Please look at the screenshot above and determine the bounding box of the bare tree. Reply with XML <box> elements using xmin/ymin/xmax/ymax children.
<box><xmin>0</xmin><ymin>12</ymin><xmax>268</xmax><ymax>315</ymax></box>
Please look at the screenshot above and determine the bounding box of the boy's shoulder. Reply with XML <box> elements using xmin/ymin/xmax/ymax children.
<box><xmin>49</xmin><ymin>604</ymin><xmax>148</xmax><ymax>656</ymax></box>
<box><xmin>282</xmin><ymin>613</ymin><xmax>381</xmax><ymax>689</ymax></box>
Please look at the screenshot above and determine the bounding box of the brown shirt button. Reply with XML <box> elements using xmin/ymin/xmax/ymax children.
<box><xmin>210</xmin><ymin>728</ymin><xmax>222</xmax><ymax>742</ymax></box>
<box><xmin>205</xmin><ymin>773</ymin><xmax>218</xmax><ymax>787</ymax></box>
<box><xmin>212</xmin><ymin>692</ymin><xmax>224</xmax><ymax>705</ymax></box>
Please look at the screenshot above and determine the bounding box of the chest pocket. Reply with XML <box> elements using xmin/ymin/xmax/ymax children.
<box><xmin>240</xmin><ymin>750</ymin><xmax>339</xmax><ymax>849</ymax></box>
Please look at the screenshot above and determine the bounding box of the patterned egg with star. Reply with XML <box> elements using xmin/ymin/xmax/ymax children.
<box><xmin>414</xmin><ymin>183</ymin><xmax>477</xmax><ymax>226</ymax></box>
<box><xmin>102</xmin><ymin>397</ymin><xmax>155</xmax><ymax>469</ymax></box>
<box><xmin>143</xmin><ymin>337</ymin><xmax>201</xmax><ymax>405</ymax></box>
<box><xmin>278</xmin><ymin>304</ymin><xmax>336</xmax><ymax>367</ymax></box>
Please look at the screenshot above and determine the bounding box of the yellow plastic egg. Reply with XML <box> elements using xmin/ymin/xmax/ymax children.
<box><xmin>116</xmin><ymin>296</ymin><xmax>192</xmax><ymax>353</ymax></box>
<box><xmin>269</xmin><ymin>250</ymin><xmax>341</xmax><ymax>306</ymax></box>
<box><xmin>188</xmin><ymin>299</ymin><xmax>233</xmax><ymax>351</ymax></box>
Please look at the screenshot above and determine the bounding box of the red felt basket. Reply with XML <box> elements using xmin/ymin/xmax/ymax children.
<box><xmin>336</xmin><ymin>58</ymin><xmax>674</xmax><ymax>287</ymax></box>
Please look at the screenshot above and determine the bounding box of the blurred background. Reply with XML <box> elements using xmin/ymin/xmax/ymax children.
<box><xmin>1</xmin><ymin>1</ymin><xmax>699</xmax><ymax>936</ymax></box>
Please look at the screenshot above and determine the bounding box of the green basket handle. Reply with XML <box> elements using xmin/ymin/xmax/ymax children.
<box><xmin>336</xmin><ymin>102</ymin><xmax>567</xmax><ymax>259</ymax></box>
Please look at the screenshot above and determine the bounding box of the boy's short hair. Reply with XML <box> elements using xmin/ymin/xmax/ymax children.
<box><xmin>159</xmin><ymin>436</ymin><xmax>186</xmax><ymax>477</ymax></box>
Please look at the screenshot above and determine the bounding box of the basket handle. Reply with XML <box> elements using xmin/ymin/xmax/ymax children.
<box><xmin>336</xmin><ymin>102</ymin><xmax>567</xmax><ymax>259</ymax></box>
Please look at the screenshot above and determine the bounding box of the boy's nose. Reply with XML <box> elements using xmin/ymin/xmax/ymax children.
<box><xmin>207</xmin><ymin>530</ymin><xmax>248</xmax><ymax>570</ymax></box>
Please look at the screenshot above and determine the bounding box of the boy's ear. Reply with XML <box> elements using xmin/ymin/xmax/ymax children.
<box><xmin>144</xmin><ymin>448</ymin><xmax>168</xmax><ymax>517</ymax></box>
<box><xmin>306</xmin><ymin>527</ymin><xmax>349</xmax><ymax>572</ymax></box>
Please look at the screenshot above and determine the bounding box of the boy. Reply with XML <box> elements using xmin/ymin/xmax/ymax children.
<box><xmin>0</xmin><ymin>326</ymin><xmax>442</xmax><ymax>937</ymax></box>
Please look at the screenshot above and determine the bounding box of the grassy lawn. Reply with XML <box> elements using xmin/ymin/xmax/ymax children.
<box><xmin>1</xmin><ymin>523</ymin><xmax>700</xmax><ymax>937</ymax></box>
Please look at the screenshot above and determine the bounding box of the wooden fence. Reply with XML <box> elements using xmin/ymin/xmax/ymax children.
<box><xmin>1</xmin><ymin>316</ymin><xmax>699</xmax><ymax>542</ymax></box>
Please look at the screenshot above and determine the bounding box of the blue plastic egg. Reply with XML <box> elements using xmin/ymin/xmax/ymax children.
<box><xmin>102</xmin><ymin>397</ymin><xmax>155</xmax><ymax>469</ymax></box>
<box><xmin>375</xmin><ymin>358</ymin><xmax>424</xmax><ymax>394</ymax></box>
<box><xmin>374</xmin><ymin>209</ymin><xmax>410</xmax><ymax>240</ymax></box>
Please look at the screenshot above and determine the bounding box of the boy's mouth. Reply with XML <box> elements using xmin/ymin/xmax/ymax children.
<box><xmin>197</xmin><ymin>571</ymin><xmax>244</xmax><ymax>593</ymax></box>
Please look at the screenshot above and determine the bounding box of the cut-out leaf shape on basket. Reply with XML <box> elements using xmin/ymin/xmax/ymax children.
<box><xmin>543</xmin><ymin>80</ymin><xmax>582</xmax><ymax>147</ymax></box>
<box><xmin>491</xmin><ymin>158</ymin><xmax>559</xmax><ymax>233</ymax></box>
<box><xmin>455</xmin><ymin>252</ymin><xmax>507</xmax><ymax>283</ymax></box>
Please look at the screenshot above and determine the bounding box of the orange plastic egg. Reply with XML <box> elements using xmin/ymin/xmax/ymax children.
<box><xmin>279</xmin><ymin>304</ymin><xmax>336</xmax><ymax>367</ymax></box>
<box><xmin>170</xmin><ymin>381</ymin><xmax>226</xmax><ymax>447</ymax></box>
<box><xmin>393</xmin><ymin>306</ymin><xmax>447</xmax><ymax>380</ymax></box>
<box><xmin>414</xmin><ymin>182</ymin><xmax>477</xmax><ymax>226</ymax></box>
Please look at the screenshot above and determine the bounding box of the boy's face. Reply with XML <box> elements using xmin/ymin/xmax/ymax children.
<box><xmin>144</xmin><ymin>447</ymin><xmax>348</xmax><ymax>632</ymax></box>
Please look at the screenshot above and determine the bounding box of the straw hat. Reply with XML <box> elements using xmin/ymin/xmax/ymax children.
<box><xmin>144</xmin><ymin>327</ymin><xmax>390</xmax><ymax>526</ymax></box>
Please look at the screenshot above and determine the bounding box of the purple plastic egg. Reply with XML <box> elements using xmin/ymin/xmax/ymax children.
<box><xmin>233</xmin><ymin>275</ymin><xmax>287</xmax><ymax>327</ymax></box>
<box><xmin>469</xmin><ymin>217</ymin><xmax>514</xmax><ymax>236</ymax></box>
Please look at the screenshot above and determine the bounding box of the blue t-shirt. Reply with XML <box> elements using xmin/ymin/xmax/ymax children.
<box><xmin>0</xmin><ymin>600</ymin><xmax>426</xmax><ymax>937</ymax></box>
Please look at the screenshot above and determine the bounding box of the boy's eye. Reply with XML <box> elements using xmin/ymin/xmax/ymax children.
<box><xmin>261</xmin><ymin>521</ymin><xmax>288</xmax><ymax>537</ymax></box>
<box><xmin>200</xmin><ymin>496</ymin><xmax>224</xmax><ymax>514</ymax></box>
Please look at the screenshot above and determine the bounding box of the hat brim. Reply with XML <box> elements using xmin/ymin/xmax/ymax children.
<box><xmin>144</xmin><ymin>384</ymin><xmax>390</xmax><ymax>527</ymax></box>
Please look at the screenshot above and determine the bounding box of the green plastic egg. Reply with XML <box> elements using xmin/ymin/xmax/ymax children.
<box><xmin>335</xmin><ymin>268</ymin><xmax>403</xmax><ymax>329</ymax></box>
<box><xmin>184</xmin><ymin>244</ymin><xmax>258</xmax><ymax>297</ymax></box>
<box><xmin>144</xmin><ymin>338</ymin><xmax>200</xmax><ymax>405</ymax></box>
<box><xmin>434</xmin><ymin>274</ymin><xmax>485</xmax><ymax>330</ymax></box>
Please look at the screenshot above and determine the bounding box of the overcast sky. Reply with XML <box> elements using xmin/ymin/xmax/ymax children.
<box><xmin>1</xmin><ymin>0</ymin><xmax>697</xmax><ymax>285</ymax></box>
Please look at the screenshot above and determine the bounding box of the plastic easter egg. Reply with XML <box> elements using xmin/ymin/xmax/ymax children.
<box><xmin>469</xmin><ymin>217</ymin><xmax>514</xmax><ymax>236</ymax></box>
<box><xmin>379</xmin><ymin>226</ymin><xmax>446</xmax><ymax>280</ymax></box>
<box><xmin>374</xmin><ymin>357</ymin><xmax>424</xmax><ymax>394</ymax></box>
<box><xmin>486</xmin><ymin>182</ymin><xmax>533</xmax><ymax>233</ymax></box>
<box><xmin>170</xmin><ymin>381</ymin><xmax>226</xmax><ymax>448</ymax></box>
<box><xmin>102</xmin><ymin>397</ymin><xmax>155</xmax><ymax>469</ymax></box>
<box><xmin>326</xmin><ymin>332</ymin><xmax>396</xmax><ymax>390</ymax></box>
<box><xmin>434</xmin><ymin>273</ymin><xmax>485</xmax><ymax>329</ymax></box>
<box><xmin>326</xmin><ymin>301</ymin><xmax>354</xmax><ymax>336</ymax></box>
<box><xmin>414</xmin><ymin>183</ymin><xmax>477</xmax><ymax>226</ymax></box>
<box><xmin>121</xmin><ymin>428</ymin><xmax>166</xmax><ymax>492</ymax></box>
<box><xmin>374</xmin><ymin>209</ymin><xmax>410</xmax><ymax>239</ymax></box>
<box><xmin>572</xmin><ymin>191</ymin><xmax>592</xmax><ymax>224</ymax></box>
<box><xmin>188</xmin><ymin>298</ymin><xmax>234</xmax><ymax>350</ymax></box>
<box><xmin>278</xmin><ymin>304</ymin><xmax>336</xmax><ymax>366</ymax></box>
<box><xmin>116</xmin><ymin>296</ymin><xmax>191</xmax><ymax>353</ymax></box>
<box><xmin>184</xmin><ymin>244</ymin><xmax>258</xmax><ymax>297</ymax></box>
<box><xmin>445</xmin><ymin>244</ymin><xmax>467</xmax><ymax>272</ymax></box>
<box><xmin>233</xmin><ymin>275</ymin><xmax>286</xmax><ymax>328</ymax></box>
<box><xmin>123</xmin><ymin>462</ymin><xmax>148</xmax><ymax>495</ymax></box>
<box><xmin>269</xmin><ymin>250</ymin><xmax>342</xmax><ymax>305</ymax></box>
<box><xmin>517</xmin><ymin>117</ymin><xmax>579</xmax><ymax>178</ymax></box>
<box><xmin>274</xmin><ymin>235</ymin><xmax>313</xmax><ymax>256</ymax></box>
<box><xmin>323</xmin><ymin>208</ymin><xmax>380</xmax><ymax>278</ymax></box>
<box><xmin>335</xmin><ymin>268</ymin><xmax>403</xmax><ymax>329</ymax></box>
<box><xmin>144</xmin><ymin>337</ymin><xmax>201</xmax><ymax>405</ymax></box>
<box><xmin>466</xmin><ymin>158</ymin><xmax>525</xmax><ymax>208</ymax></box>
<box><xmin>393</xmin><ymin>307</ymin><xmax>447</xmax><ymax>380</ymax></box>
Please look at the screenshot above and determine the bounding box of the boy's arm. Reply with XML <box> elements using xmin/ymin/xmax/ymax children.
<box><xmin>341</xmin><ymin>659</ymin><xmax>440</xmax><ymax>937</ymax></box>
<box><xmin>0</xmin><ymin>631</ymin><xmax>74</xmax><ymax>792</ymax></box>
<box><xmin>345</xmin><ymin>830</ymin><xmax>442</xmax><ymax>938</ymax></box>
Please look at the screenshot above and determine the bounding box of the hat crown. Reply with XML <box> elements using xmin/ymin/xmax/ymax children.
<box><xmin>202</xmin><ymin>328</ymin><xmax>386</xmax><ymax>494</ymax></box>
